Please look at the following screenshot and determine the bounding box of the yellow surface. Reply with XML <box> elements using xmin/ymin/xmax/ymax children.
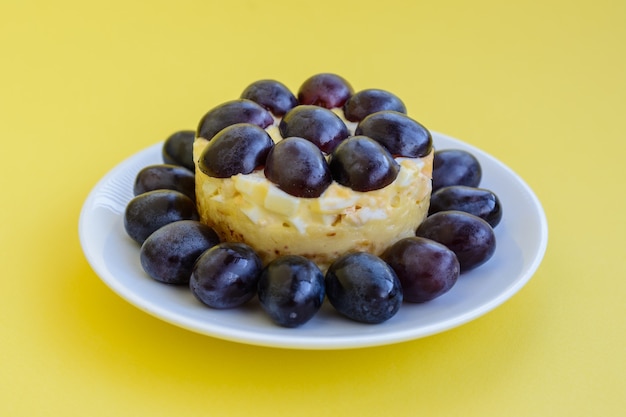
<box><xmin>1</xmin><ymin>0</ymin><xmax>624</xmax><ymax>415</ymax></box>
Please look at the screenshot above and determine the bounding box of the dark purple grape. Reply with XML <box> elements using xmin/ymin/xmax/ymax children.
<box><xmin>264</xmin><ymin>137</ymin><xmax>331</xmax><ymax>198</ymax></box>
<box><xmin>381</xmin><ymin>237</ymin><xmax>459</xmax><ymax>303</ymax></box>
<box><xmin>343</xmin><ymin>89</ymin><xmax>406</xmax><ymax>122</ymax></box>
<box><xmin>432</xmin><ymin>149</ymin><xmax>482</xmax><ymax>192</ymax></box>
<box><xmin>355</xmin><ymin>111</ymin><xmax>432</xmax><ymax>158</ymax></box>
<box><xmin>329</xmin><ymin>136</ymin><xmax>399</xmax><ymax>192</ymax></box>
<box><xmin>190</xmin><ymin>242</ymin><xmax>263</xmax><ymax>309</ymax></box>
<box><xmin>258</xmin><ymin>255</ymin><xmax>325</xmax><ymax>328</ymax></box>
<box><xmin>140</xmin><ymin>220</ymin><xmax>220</xmax><ymax>285</ymax></box>
<box><xmin>325</xmin><ymin>252</ymin><xmax>402</xmax><ymax>324</ymax></box>
<box><xmin>429</xmin><ymin>186</ymin><xmax>502</xmax><ymax>227</ymax></box>
<box><xmin>297</xmin><ymin>73</ymin><xmax>354</xmax><ymax>109</ymax></box>
<box><xmin>133</xmin><ymin>164</ymin><xmax>195</xmax><ymax>201</ymax></box>
<box><xmin>279</xmin><ymin>105</ymin><xmax>349</xmax><ymax>153</ymax></box>
<box><xmin>416</xmin><ymin>211</ymin><xmax>496</xmax><ymax>272</ymax></box>
<box><xmin>124</xmin><ymin>190</ymin><xmax>198</xmax><ymax>244</ymax></box>
<box><xmin>162</xmin><ymin>130</ymin><xmax>196</xmax><ymax>171</ymax></box>
<box><xmin>197</xmin><ymin>123</ymin><xmax>274</xmax><ymax>178</ymax></box>
<box><xmin>240</xmin><ymin>79</ymin><xmax>298</xmax><ymax>117</ymax></box>
<box><xmin>196</xmin><ymin>99</ymin><xmax>274</xmax><ymax>140</ymax></box>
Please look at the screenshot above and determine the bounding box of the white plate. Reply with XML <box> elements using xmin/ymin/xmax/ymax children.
<box><xmin>79</xmin><ymin>132</ymin><xmax>548</xmax><ymax>349</ymax></box>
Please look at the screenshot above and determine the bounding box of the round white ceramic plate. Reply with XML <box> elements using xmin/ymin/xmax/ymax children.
<box><xmin>79</xmin><ymin>132</ymin><xmax>548</xmax><ymax>350</ymax></box>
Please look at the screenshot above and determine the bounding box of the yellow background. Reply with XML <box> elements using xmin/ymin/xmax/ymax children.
<box><xmin>2</xmin><ymin>0</ymin><xmax>625</xmax><ymax>415</ymax></box>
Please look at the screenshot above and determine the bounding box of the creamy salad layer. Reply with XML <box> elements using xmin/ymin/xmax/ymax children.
<box><xmin>193</xmin><ymin>112</ymin><xmax>433</xmax><ymax>270</ymax></box>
